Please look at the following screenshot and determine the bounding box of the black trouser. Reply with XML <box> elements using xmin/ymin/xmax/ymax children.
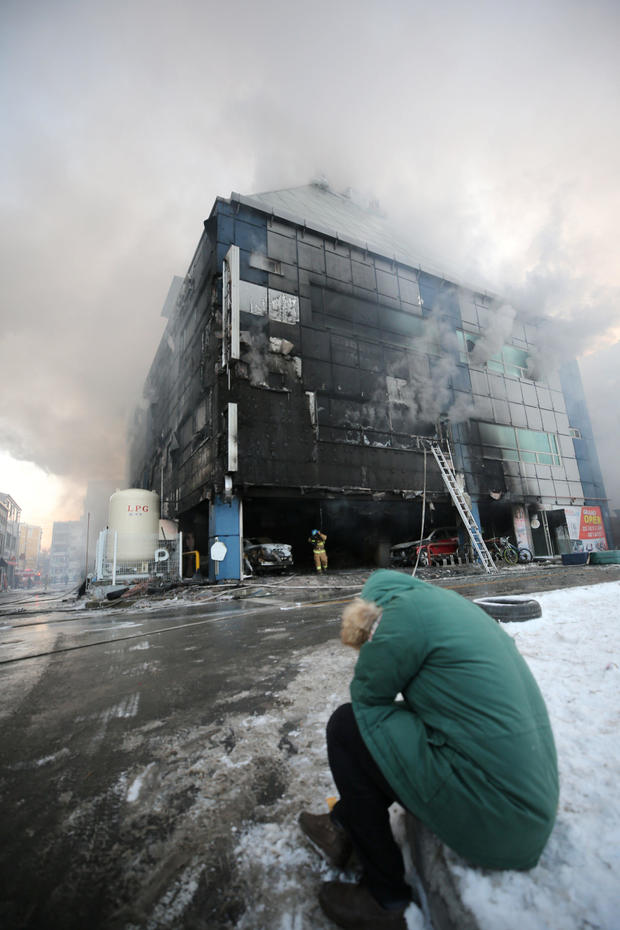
<box><xmin>327</xmin><ymin>702</ymin><xmax>411</xmax><ymax>907</ymax></box>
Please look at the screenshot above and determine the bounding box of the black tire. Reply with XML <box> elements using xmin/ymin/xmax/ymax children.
<box><xmin>474</xmin><ymin>596</ymin><xmax>542</xmax><ymax>622</ymax></box>
<box><xmin>518</xmin><ymin>547</ymin><xmax>533</xmax><ymax>564</ymax></box>
<box><xmin>502</xmin><ymin>546</ymin><xmax>519</xmax><ymax>566</ymax></box>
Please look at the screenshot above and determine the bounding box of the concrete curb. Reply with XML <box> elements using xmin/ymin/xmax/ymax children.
<box><xmin>406</xmin><ymin>815</ymin><xmax>481</xmax><ymax>930</ymax></box>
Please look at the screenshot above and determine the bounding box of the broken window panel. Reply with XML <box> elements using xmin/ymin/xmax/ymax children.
<box><xmin>458</xmin><ymin>330</ymin><xmax>533</xmax><ymax>380</ymax></box>
<box><xmin>268</xmin><ymin>289</ymin><xmax>300</xmax><ymax>324</ymax></box>
<box><xmin>239</xmin><ymin>280</ymin><xmax>268</xmax><ymax>316</ymax></box>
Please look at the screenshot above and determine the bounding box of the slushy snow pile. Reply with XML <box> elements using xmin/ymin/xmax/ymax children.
<box><xmin>233</xmin><ymin>581</ymin><xmax>620</xmax><ymax>930</ymax></box>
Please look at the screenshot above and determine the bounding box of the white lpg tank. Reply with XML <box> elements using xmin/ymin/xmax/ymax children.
<box><xmin>107</xmin><ymin>489</ymin><xmax>160</xmax><ymax>560</ymax></box>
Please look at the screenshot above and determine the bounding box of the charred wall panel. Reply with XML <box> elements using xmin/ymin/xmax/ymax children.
<box><xmin>233</xmin><ymin>381</ymin><xmax>317</xmax><ymax>487</ymax></box>
<box><xmin>283</xmin><ymin>269</ymin><xmax>458</xmax><ymax>494</ymax></box>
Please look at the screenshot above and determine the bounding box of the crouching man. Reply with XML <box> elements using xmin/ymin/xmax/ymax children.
<box><xmin>300</xmin><ymin>569</ymin><xmax>559</xmax><ymax>930</ymax></box>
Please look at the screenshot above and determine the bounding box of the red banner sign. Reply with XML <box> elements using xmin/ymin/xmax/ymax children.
<box><xmin>579</xmin><ymin>507</ymin><xmax>605</xmax><ymax>540</ymax></box>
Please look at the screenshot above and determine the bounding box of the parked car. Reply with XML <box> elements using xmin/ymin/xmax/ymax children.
<box><xmin>243</xmin><ymin>538</ymin><xmax>294</xmax><ymax>572</ymax></box>
<box><xmin>390</xmin><ymin>527</ymin><xmax>459</xmax><ymax>567</ymax></box>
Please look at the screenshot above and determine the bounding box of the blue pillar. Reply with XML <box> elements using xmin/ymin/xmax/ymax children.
<box><xmin>469</xmin><ymin>500</ymin><xmax>483</xmax><ymax>536</ymax></box>
<box><xmin>458</xmin><ymin>500</ymin><xmax>483</xmax><ymax>546</ymax></box>
<box><xmin>463</xmin><ymin>500</ymin><xmax>486</xmax><ymax>564</ymax></box>
<box><xmin>209</xmin><ymin>496</ymin><xmax>242</xmax><ymax>581</ymax></box>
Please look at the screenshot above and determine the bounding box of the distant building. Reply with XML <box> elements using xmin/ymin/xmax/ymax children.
<box><xmin>0</xmin><ymin>493</ymin><xmax>21</xmax><ymax>587</ymax></box>
<box><xmin>17</xmin><ymin>523</ymin><xmax>42</xmax><ymax>577</ymax></box>
<box><xmin>49</xmin><ymin>521</ymin><xmax>85</xmax><ymax>585</ymax></box>
<box><xmin>130</xmin><ymin>182</ymin><xmax>612</xmax><ymax>579</ymax></box>
<box><xmin>0</xmin><ymin>497</ymin><xmax>8</xmax><ymax>589</ymax></box>
<box><xmin>0</xmin><ymin>497</ymin><xmax>7</xmax><ymax>556</ymax></box>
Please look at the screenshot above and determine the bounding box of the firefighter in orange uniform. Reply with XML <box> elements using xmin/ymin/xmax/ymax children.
<box><xmin>309</xmin><ymin>530</ymin><xmax>328</xmax><ymax>573</ymax></box>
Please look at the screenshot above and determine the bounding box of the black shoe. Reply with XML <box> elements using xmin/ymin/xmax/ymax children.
<box><xmin>298</xmin><ymin>811</ymin><xmax>353</xmax><ymax>868</ymax></box>
<box><xmin>319</xmin><ymin>882</ymin><xmax>408</xmax><ymax>929</ymax></box>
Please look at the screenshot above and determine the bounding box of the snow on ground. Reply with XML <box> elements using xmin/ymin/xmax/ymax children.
<box><xmin>448</xmin><ymin>581</ymin><xmax>620</xmax><ymax>930</ymax></box>
<box><xmin>232</xmin><ymin>581</ymin><xmax>620</xmax><ymax>930</ymax></box>
<box><xmin>231</xmin><ymin>644</ymin><xmax>358</xmax><ymax>930</ymax></box>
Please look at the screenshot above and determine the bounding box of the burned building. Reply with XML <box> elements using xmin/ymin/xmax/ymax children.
<box><xmin>129</xmin><ymin>182</ymin><xmax>612</xmax><ymax>578</ymax></box>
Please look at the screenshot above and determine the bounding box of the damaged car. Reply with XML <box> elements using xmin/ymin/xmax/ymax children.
<box><xmin>390</xmin><ymin>527</ymin><xmax>459</xmax><ymax>567</ymax></box>
<box><xmin>243</xmin><ymin>538</ymin><xmax>294</xmax><ymax>573</ymax></box>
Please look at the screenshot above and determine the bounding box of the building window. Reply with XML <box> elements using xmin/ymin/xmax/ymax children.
<box><xmin>457</xmin><ymin>332</ymin><xmax>532</xmax><ymax>379</ymax></box>
<box><xmin>569</xmin><ymin>426</ymin><xmax>582</xmax><ymax>439</ymax></box>
<box><xmin>194</xmin><ymin>398</ymin><xmax>208</xmax><ymax>433</ymax></box>
<box><xmin>267</xmin><ymin>371</ymin><xmax>286</xmax><ymax>390</ymax></box>
<box><xmin>478</xmin><ymin>422</ymin><xmax>560</xmax><ymax>466</ymax></box>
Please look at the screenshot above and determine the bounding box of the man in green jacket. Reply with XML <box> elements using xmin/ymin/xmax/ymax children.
<box><xmin>299</xmin><ymin>570</ymin><xmax>559</xmax><ymax>930</ymax></box>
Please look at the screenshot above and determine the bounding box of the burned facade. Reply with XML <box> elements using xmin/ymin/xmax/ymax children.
<box><xmin>129</xmin><ymin>183</ymin><xmax>612</xmax><ymax>578</ymax></box>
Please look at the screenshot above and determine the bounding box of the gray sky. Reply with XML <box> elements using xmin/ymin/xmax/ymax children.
<box><xmin>1</xmin><ymin>0</ymin><xmax>619</xmax><ymax>540</ymax></box>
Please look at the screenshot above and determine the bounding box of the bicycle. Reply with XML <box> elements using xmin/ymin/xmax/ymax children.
<box><xmin>516</xmin><ymin>541</ymin><xmax>533</xmax><ymax>564</ymax></box>
<box><xmin>486</xmin><ymin>536</ymin><xmax>533</xmax><ymax>566</ymax></box>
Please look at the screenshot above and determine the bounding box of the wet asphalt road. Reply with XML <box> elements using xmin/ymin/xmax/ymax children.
<box><xmin>1</xmin><ymin>563</ymin><xmax>619</xmax><ymax>930</ymax></box>
<box><xmin>0</xmin><ymin>588</ymin><xmax>347</xmax><ymax>930</ymax></box>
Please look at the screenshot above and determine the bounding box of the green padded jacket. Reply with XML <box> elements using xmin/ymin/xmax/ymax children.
<box><xmin>350</xmin><ymin>570</ymin><xmax>559</xmax><ymax>870</ymax></box>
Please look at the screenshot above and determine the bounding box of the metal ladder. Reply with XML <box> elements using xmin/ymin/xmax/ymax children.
<box><xmin>427</xmin><ymin>441</ymin><xmax>498</xmax><ymax>574</ymax></box>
